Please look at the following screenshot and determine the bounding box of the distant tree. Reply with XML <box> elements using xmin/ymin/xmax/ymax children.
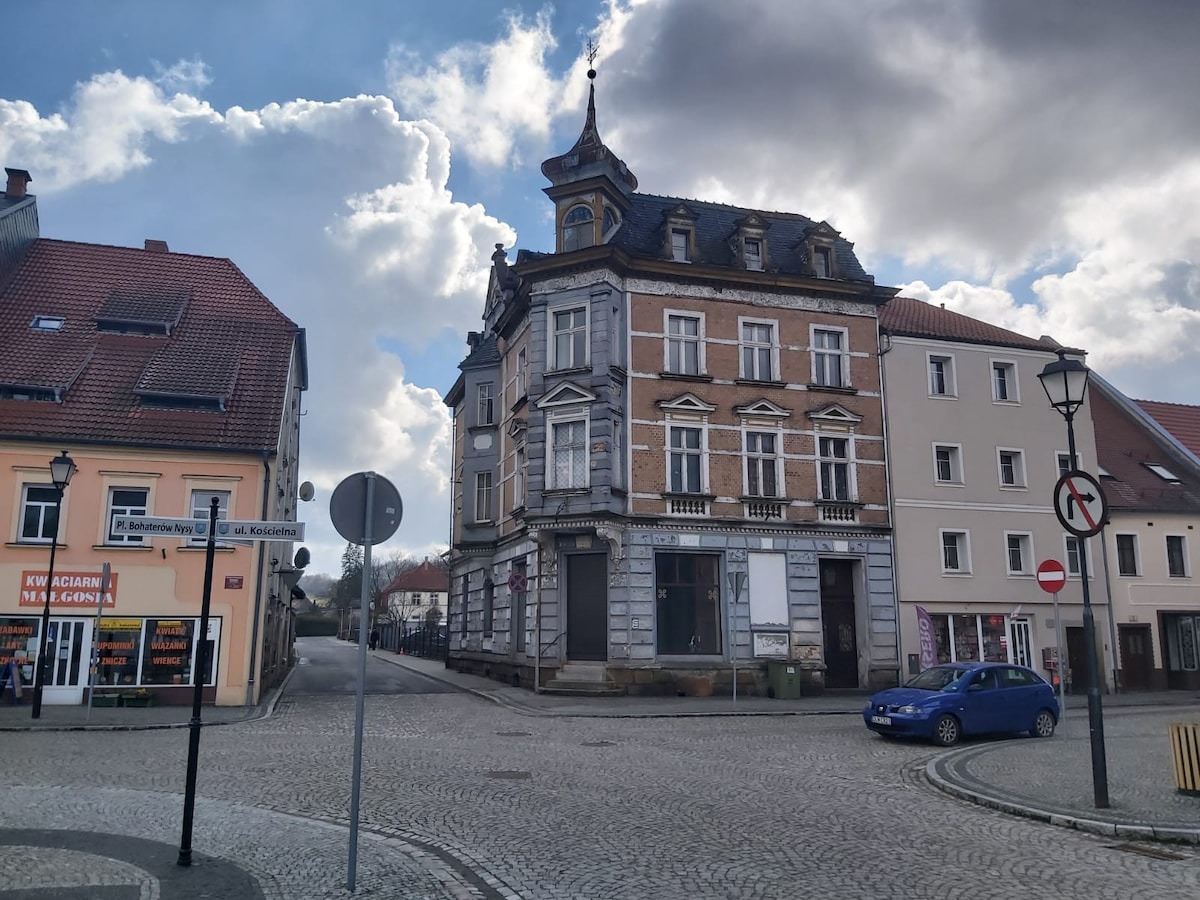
<box><xmin>333</xmin><ymin>542</ymin><xmax>363</xmax><ymax>612</ymax></box>
<box><xmin>424</xmin><ymin>604</ymin><xmax>444</xmax><ymax>628</ymax></box>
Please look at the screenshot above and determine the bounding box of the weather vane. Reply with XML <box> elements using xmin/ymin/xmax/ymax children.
<box><xmin>586</xmin><ymin>38</ymin><xmax>598</xmax><ymax>79</ymax></box>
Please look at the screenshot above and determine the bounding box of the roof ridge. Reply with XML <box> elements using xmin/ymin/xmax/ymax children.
<box><xmin>633</xmin><ymin>192</ymin><xmax>818</xmax><ymax>224</ymax></box>
<box><xmin>35</xmin><ymin>237</ymin><xmax>237</xmax><ymax>266</ymax></box>
<box><xmin>1135</xmin><ymin>398</ymin><xmax>1200</xmax><ymax>410</ymax></box>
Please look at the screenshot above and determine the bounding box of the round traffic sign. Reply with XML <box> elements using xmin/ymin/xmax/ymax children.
<box><xmin>1036</xmin><ymin>559</ymin><xmax>1067</xmax><ymax>594</ymax></box>
<box><xmin>329</xmin><ymin>472</ymin><xmax>403</xmax><ymax>546</ymax></box>
<box><xmin>507</xmin><ymin>570</ymin><xmax>527</xmax><ymax>593</ymax></box>
<box><xmin>1053</xmin><ymin>469</ymin><xmax>1108</xmax><ymax>537</ymax></box>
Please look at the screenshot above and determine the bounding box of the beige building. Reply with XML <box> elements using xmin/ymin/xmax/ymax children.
<box><xmin>879</xmin><ymin>298</ymin><xmax>1106</xmax><ymax>691</ymax></box>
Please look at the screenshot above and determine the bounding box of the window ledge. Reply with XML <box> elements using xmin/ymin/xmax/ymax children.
<box><xmin>734</xmin><ymin>378</ymin><xmax>786</xmax><ymax>388</ymax></box>
<box><xmin>928</xmin><ymin>394</ymin><xmax>959</xmax><ymax>401</ymax></box>
<box><xmin>510</xmin><ymin>395</ymin><xmax>528</xmax><ymax>413</ymax></box>
<box><xmin>543</xmin><ymin>488</ymin><xmax>590</xmax><ymax>497</ymax></box>
<box><xmin>806</xmin><ymin>384</ymin><xmax>858</xmax><ymax>396</ymax></box>
<box><xmin>93</xmin><ymin>544</ymin><xmax>154</xmax><ymax>551</ymax></box>
<box><xmin>546</xmin><ymin>366</ymin><xmax>591</xmax><ymax>377</ymax></box>
<box><xmin>941</xmin><ymin>572</ymin><xmax>975</xmax><ymax>577</ymax></box>
<box><xmin>934</xmin><ymin>481</ymin><xmax>966</xmax><ymax>488</ymax></box>
<box><xmin>663</xmin><ymin>492</ymin><xmax>717</xmax><ymax>502</ymax></box>
<box><xmin>467</xmin><ymin>423</ymin><xmax>497</xmax><ymax>433</ymax></box>
<box><xmin>659</xmin><ymin>372</ymin><xmax>713</xmax><ymax>383</ymax></box>
<box><xmin>7</xmin><ymin>541</ymin><xmax>64</xmax><ymax>549</ymax></box>
<box><xmin>466</xmin><ymin>520</ymin><xmax>495</xmax><ymax>528</ymax></box>
<box><xmin>992</xmin><ymin>400</ymin><xmax>1021</xmax><ymax>406</ymax></box>
<box><xmin>999</xmin><ymin>485</ymin><xmax>1029</xmax><ymax>491</ymax></box>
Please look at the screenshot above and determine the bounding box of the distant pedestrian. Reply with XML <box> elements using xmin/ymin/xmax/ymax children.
<box><xmin>368</xmin><ymin>628</ymin><xmax>380</xmax><ymax>651</ymax></box>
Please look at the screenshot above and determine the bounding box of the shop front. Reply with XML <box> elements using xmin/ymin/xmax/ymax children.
<box><xmin>926</xmin><ymin>611</ymin><xmax>1036</xmax><ymax>673</ymax></box>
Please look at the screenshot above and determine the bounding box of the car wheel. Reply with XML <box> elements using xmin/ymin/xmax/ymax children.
<box><xmin>1030</xmin><ymin>709</ymin><xmax>1056</xmax><ymax>738</ymax></box>
<box><xmin>932</xmin><ymin>714</ymin><xmax>961</xmax><ymax>747</ymax></box>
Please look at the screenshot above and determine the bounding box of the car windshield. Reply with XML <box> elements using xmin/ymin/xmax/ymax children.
<box><xmin>905</xmin><ymin>666</ymin><xmax>968</xmax><ymax>691</ymax></box>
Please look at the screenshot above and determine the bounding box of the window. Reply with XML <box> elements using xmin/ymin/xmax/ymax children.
<box><xmin>666</xmin><ymin>314</ymin><xmax>702</xmax><ymax>375</ymax></box>
<box><xmin>812</xmin><ymin>328</ymin><xmax>846</xmax><ymax>388</ymax></box>
<box><xmin>482</xmin><ymin>580</ymin><xmax>494</xmax><ymax>637</ymax></box>
<box><xmin>997</xmin><ymin>449</ymin><xmax>1026</xmax><ymax>487</ymax></box>
<box><xmin>460</xmin><ymin>575</ymin><xmax>469</xmax><ymax>637</ymax></box>
<box><xmin>740</xmin><ymin>320</ymin><xmax>777</xmax><ymax>381</ymax></box>
<box><xmin>992</xmin><ymin>361</ymin><xmax>1017</xmax><ymax>402</ymax></box>
<box><xmin>933</xmin><ymin>444</ymin><xmax>963</xmax><ymax>484</ymax></box>
<box><xmin>516</xmin><ymin>349</ymin><xmax>527</xmax><ymax>400</ymax></box>
<box><xmin>553</xmin><ymin>307</ymin><xmax>587</xmax><ymax>369</ymax></box>
<box><xmin>20</xmin><ymin>485</ymin><xmax>60</xmax><ymax>543</ymax></box>
<box><xmin>1146</xmin><ymin>463</ymin><xmax>1181</xmax><ymax>482</ymax></box>
<box><xmin>513</xmin><ymin>445</ymin><xmax>526</xmax><ymax>509</ymax></box>
<box><xmin>655</xmin><ymin>553</ymin><xmax>721</xmax><ymax>654</ymax></box>
<box><xmin>188</xmin><ymin>490</ymin><xmax>230</xmax><ymax>546</ymax></box>
<box><xmin>612</xmin><ymin>419</ymin><xmax>625</xmax><ymax>491</ymax></box>
<box><xmin>30</xmin><ymin>315</ymin><xmax>65</xmax><ymax>331</ymax></box>
<box><xmin>1005</xmin><ymin>533</ymin><xmax>1032</xmax><ymax>575</ymax></box>
<box><xmin>107</xmin><ymin>488</ymin><xmax>149</xmax><ymax>545</ymax></box>
<box><xmin>930</xmin><ymin>614</ymin><xmax>1011</xmax><ymax>664</ymax></box>
<box><xmin>669</xmin><ymin>426</ymin><xmax>703</xmax><ymax>494</ymax></box>
<box><xmin>477</xmin><ymin>382</ymin><xmax>494</xmax><ymax>426</ymax></box>
<box><xmin>671</xmin><ymin>229</ymin><xmax>690</xmax><ymax>262</ymax></box>
<box><xmin>1065</xmin><ymin>535</ymin><xmax>1082</xmax><ymax>576</ymax></box>
<box><xmin>1167</xmin><ymin>535</ymin><xmax>1188</xmax><ymax>577</ymax></box>
<box><xmin>1116</xmin><ymin>534</ymin><xmax>1139</xmax><ymax>576</ymax></box>
<box><xmin>743</xmin><ymin>238</ymin><xmax>762</xmax><ymax>270</ymax></box>
<box><xmin>1057</xmin><ymin>452</ymin><xmax>1074</xmax><ymax>477</ymax></box>
<box><xmin>940</xmin><ymin>530</ymin><xmax>970</xmax><ymax>573</ymax></box>
<box><xmin>474</xmin><ymin>472</ymin><xmax>493</xmax><ymax>523</ymax></box>
<box><xmin>813</xmin><ymin>246</ymin><xmax>833</xmax><ymax>278</ymax></box>
<box><xmin>602</xmin><ymin>206</ymin><xmax>618</xmax><ymax>236</ymax></box>
<box><xmin>1164</xmin><ymin>614</ymin><xmax>1199</xmax><ymax>672</ymax></box>
<box><xmin>928</xmin><ymin>355</ymin><xmax>955</xmax><ymax>397</ymax></box>
<box><xmin>818</xmin><ymin>436</ymin><xmax>851</xmax><ymax>501</ymax></box>
<box><xmin>550</xmin><ymin>419</ymin><xmax>588</xmax><ymax>489</ymax></box>
<box><xmin>562</xmin><ymin>204</ymin><xmax>594</xmax><ymax>252</ymax></box>
<box><xmin>745</xmin><ymin>432</ymin><xmax>779</xmax><ymax>498</ymax></box>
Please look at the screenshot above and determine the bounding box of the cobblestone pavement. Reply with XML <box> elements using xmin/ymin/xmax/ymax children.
<box><xmin>3</xmin><ymin>693</ymin><xmax>1200</xmax><ymax>899</ymax></box>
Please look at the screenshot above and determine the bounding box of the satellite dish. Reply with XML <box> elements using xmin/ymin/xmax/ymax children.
<box><xmin>293</xmin><ymin>546</ymin><xmax>311</xmax><ymax>569</ymax></box>
<box><xmin>298</xmin><ymin>481</ymin><xmax>315</xmax><ymax>502</ymax></box>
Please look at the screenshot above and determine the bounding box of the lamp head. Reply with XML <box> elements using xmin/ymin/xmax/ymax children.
<box><xmin>49</xmin><ymin>450</ymin><xmax>77</xmax><ymax>490</ymax></box>
<box><xmin>1038</xmin><ymin>349</ymin><xmax>1090</xmax><ymax>418</ymax></box>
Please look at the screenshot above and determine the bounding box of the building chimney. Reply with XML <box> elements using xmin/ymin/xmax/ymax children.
<box><xmin>144</xmin><ymin>239</ymin><xmax>169</xmax><ymax>253</ymax></box>
<box><xmin>5</xmin><ymin>168</ymin><xmax>32</xmax><ymax>199</ymax></box>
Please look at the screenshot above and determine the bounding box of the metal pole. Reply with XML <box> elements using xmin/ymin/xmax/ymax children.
<box><xmin>31</xmin><ymin>488</ymin><xmax>63</xmax><ymax>720</ymax></box>
<box><xmin>1052</xmin><ymin>590</ymin><xmax>1066</xmax><ymax>720</ymax></box>
<box><xmin>347</xmin><ymin>472</ymin><xmax>375</xmax><ymax>892</ymax></box>
<box><xmin>1067</xmin><ymin>412</ymin><xmax>1110</xmax><ymax>808</ymax></box>
<box><xmin>534</xmin><ymin>545</ymin><xmax>542</xmax><ymax>694</ymax></box>
<box><xmin>85</xmin><ymin>563</ymin><xmax>111</xmax><ymax>723</ymax></box>
<box><xmin>178</xmin><ymin>496</ymin><xmax>220</xmax><ymax>865</ymax></box>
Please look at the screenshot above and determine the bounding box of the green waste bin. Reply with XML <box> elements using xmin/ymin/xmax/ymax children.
<box><xmin>766</xmin><ymin>660</ymin><xmax>804</xmax><ymax>699</ymax></box>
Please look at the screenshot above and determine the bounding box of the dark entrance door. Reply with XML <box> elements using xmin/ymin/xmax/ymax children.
<box><xmin>820</xmin><ymin>559</ymin><xmax>858</xmax><ymax>689</ymax></box>
<box><xmin>1065</xmin><ymin>626</ymin><xmax>1093</xmax><ymax>694</ymax></box>
<box><xmin>1118</xmin><ymin>624</ymin><xmax>1154</xmax><ymax>691</ymax></box>
<box><xmin>566</xmin><ymin>553</ymin><xmax>608</xmax><ymax>661</ymax></box>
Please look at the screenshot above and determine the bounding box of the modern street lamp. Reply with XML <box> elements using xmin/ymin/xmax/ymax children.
<box><xmin>31</xmin><ymin>450</ymin><xmax>78</xmax><ymax>719</ymax></box>
<box><xmin>1038</xmin><ymin>349</ymin><xmax>1110</xmax><ymax>808</ymax></box>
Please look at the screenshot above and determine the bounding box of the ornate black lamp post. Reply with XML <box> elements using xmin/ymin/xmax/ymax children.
<box><xmin>31</xmin><ymin>450</ymin><xmax>77</xmax><ymax>719</ymax></box>
<box><xmin>1038</xmin><ymin>349</ymin><xmax>1110</xmax><ymax>808</ymax></box>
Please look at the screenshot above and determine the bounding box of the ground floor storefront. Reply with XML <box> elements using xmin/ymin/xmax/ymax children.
<box><xmin>449</xmin><ymin>523</ymin><xmax>900</xmax><ymax>695</ymax></box>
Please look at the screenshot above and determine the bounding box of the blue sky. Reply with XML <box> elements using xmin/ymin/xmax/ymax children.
<box><xmin>4</xmin><ymin>1</ymin><xmax>1200</xmax><ymax>575</ymax></box>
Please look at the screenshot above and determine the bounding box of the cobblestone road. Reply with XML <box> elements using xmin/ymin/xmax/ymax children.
<box><xmin>2</xmin><ymin>693</ymin><xmax>1199</xmax><ymax>899</ymax></box>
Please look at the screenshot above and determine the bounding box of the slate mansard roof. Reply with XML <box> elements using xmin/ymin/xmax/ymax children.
<box><xmin>0</xmin><ymin>238</ymin><xmax>304</xmax><ymax>453</ymax></box>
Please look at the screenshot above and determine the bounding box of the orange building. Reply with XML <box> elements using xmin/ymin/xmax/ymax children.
<box><xmin>0</xmin><ymin>168</ymin><xmax>307</xmax><ymax>707</ymax></box>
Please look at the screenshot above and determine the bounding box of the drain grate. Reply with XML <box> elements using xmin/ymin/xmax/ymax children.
<box><xmin>1108</xmin><ymin>842</ymin><xmax>1188</xmax><ymax>861</ymax></box>
<box><xmin>486</xmin><ymin>770</ymin><xmax>531</xmax><ymax>780</ymax></box>
<box><xmin>581</xmin><ymin>740</ymin><xmax>616</xmax><ymax>747</ymax></box>
<box><xmin>496</xmin><ymin>731</ymin><xmax>532</xmax><ymax>737</ymax></box>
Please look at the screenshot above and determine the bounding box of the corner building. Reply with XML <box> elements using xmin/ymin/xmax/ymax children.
<box><xmin>445</xmin><ymin>81</ymin><xmax>900</xmax><ymax>694</ymax></box>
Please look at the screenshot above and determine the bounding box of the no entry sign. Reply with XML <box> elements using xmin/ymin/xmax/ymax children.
<box><xmin>1036</xmin><ymin>559</ymin><xmax>1067</xmax><ymax>594</ymax></box>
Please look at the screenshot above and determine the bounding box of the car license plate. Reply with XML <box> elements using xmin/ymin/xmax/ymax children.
<box><xmin>871</xmin><ymin>715</ymin><xmax>891</xmax><ymax>726</ymax></box>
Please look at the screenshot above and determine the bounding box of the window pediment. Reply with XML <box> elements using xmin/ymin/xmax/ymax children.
<box><xmin>658</xmin><ymin>392</ymin><xmax>716</xmax><ymax>414</ymax></box>
<box><xmin>807</xmin><ymin>403</ymin><xmax>862</xmax><ymax>426</ymax></box>
<box><xmin>536</xmin><ymin>381</ymin><xmax>597</xmax><ymax>409</ymax></box>
<box><xmin>734</xmin><ymin>399</ymin><xmax>790</xmax><ymax>419</ymax></box>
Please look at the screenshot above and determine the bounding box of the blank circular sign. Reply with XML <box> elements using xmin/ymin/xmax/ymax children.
<box><xmin>329</xmin><ymin>472</ymin><xmax>403</xmax><ymax>546</ymax></box>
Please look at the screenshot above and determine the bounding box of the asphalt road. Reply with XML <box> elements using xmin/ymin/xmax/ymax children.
<box><xmin>286</xmin><ymin>635</ymin><xmax>455</xmax><ymax>695</ymax></box>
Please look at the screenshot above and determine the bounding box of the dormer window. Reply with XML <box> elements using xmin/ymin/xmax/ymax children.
<box><xmin>804</xmin><ymin>221</ymin><xmax>841</xmax><ymax>280</ymax></box>
<box><xmin>562</xmin><ymin>204</ymin><xmax>595</xmax><ymax>252</ymax></box>
<box><xmin>813</xmin><ymin>246</ymin><xmax>833</xmax><ymax>278</ymax></box>
<box><xmin>671</xmin><ymin>229</ymin><xmax>691</xmax><ymax>262</ymax></box>
<box><xmin>743</xmin><ymin>239</ymin><xmax>762</xmax><ymax>270</ymax></box>
<box><xmin>1146</xmin><ymin>463</ymin><xmax>1181</xmax><ymax>483</ymax></box>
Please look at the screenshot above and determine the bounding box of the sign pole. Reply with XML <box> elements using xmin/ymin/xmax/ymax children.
<box><xmin>178</xmin><ymin>497</ymin><xmax>219</xmax><ymax>867</ymax></box>
<box><xmin>347</xmin><ymin>472</ymin><xmax>376</xmax><ymax>892</ymax></box>
<box><xmin>1053</xmin><ymin>589</ymin><xmax>1066</xmax><ymax>716</ymax></box>
<box><xmin>85</xmin><ymin>562</ymin><xmax>111</xmax><ymax>723</ymax></box>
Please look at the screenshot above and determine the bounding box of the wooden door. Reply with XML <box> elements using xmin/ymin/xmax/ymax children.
<box><xmin>566</xmin><ymin>554</ymin><xmax>608</xmax><ymax>661</ymax></box>
<box><xmin>1065</xmin><ymin>626</ymin><xmax>1093</xmax><ymax>694</ymax></box>
<box><xmin>820</xmin><ymin>560</ymin><xmax>858</xmax><ymax>688</ymax></box>
<box><xmin>1118</xmin><ymin>624</ymin><xmax>1154</xmax><ymax>691</ymax></box>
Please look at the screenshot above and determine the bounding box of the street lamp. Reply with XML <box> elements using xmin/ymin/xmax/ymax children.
<box><xmin>31</xmin><ymin>450</ymin><xmax>78</xmax><ymax>719</ymax></box>
<box><xmin>1038</xmin><ymin>349</ymin><xmax>1110</xmax><ymax>808</ymax></box>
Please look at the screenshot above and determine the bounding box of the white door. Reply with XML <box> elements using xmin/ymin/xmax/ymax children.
<box><xmin>1008</xmin><ymin>618</ymin><xmax>1032</xmax><ymax>668</ymax></box>
<box><xmin>41</xmin><ymin>618</ymin><xmax>92</xmax><ymax>705</ymax></box>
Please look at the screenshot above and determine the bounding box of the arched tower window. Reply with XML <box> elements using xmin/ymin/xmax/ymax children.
<box><xmin>562</xmin><ymin>204</ymin><xmax>595</xmax><ymax>252</ymax></box>
<box><xmin>602</xmin><ymin>206</ymin><xmax>619</xmax><ymax>237</ymax></box>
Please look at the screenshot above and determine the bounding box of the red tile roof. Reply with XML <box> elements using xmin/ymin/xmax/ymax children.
<box><xmin>1133</xmin><ymin>399</ymin><xmax>1200</xmax><ymax>460</ymax></box>
<box><xmin>879</xmin><ymin>296</ymin><xmax>1058</xmax><ymax>352</ymax></box>
<box><xmin>1091</xmin><ymin>385</ymin><xmax>1200</xmax><ymax>511</ymax></box>
<box><xmin>380</xmin><ymin>560</ymin><xmax>450</xmax><ymax>596</ymax></box>
<box><xmin>0</xmin><ymin>239</ymin><xmax>300</xmax><ymax>451</ymax></box>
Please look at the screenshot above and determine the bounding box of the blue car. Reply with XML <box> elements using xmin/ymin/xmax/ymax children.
<box><xmin>863</xmin><ymin>662</ymin><xmax>1059</xmax><ymax>746</ymax></box>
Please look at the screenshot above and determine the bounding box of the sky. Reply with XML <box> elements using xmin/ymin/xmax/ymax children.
<box><xmin>3</xmin><ymin>0</ymin><xmax>1199</xmax><ymax>577</ymax></box>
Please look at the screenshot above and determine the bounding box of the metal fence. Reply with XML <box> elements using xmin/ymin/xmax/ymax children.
<box><xmin>378</xmin><ymin>622</ymin><xmax>448</xmax><ymax>661</ymax></box>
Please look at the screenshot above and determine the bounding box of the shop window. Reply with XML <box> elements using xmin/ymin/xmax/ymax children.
<box><xmin>140</xmin><ymin>619</ymin><xmax>196</xmax><ymax>685</ymax></box>
<box><xmin>106</xmin><ymin>488</ymin><xmax>149</xmax><ymax>544</ymax></box>
<box><xmin>931</xmin><ymin>613</ymin><xmax>1013</xmax><ymax>664</ymax></box>
<box><xmin>19</xmin><ymin>484</ymin><xmax>59</xmax><ymax>543</ymax></box>
<box><xmin>1165</xmin><ymin>614</ymin><xmax>1199</xmax><ymax>671</ymax></box>
<box><xmin>0</xmin><ymin>616</ymin><xmax>39</xmax><ymax>685</ymax></box>
<box><xmin>93</xmin><ymin>618</ymin><xmax>142</xmax><ymax>685</ymax></box>
<box><xmin>654</xmin><ymin>553</ymin><xmax>721</xmax><ymax>655</ymax></box>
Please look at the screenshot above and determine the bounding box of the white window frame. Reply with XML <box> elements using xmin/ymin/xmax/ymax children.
<box><xmin>188</xmin><ymin>489</ymin><xmax>231</xmax><ymax>547</ymax></box>
<box><xmin>939</xmin><ymin>529</ymin><xmax>972</xmax><ymax>575</ymax></box>
<box><xmin>996</xmin><ymin>447</ymin><xmax>1027</xmax><ymax>489</ymax></box>
<box><xmin>811</xmin><ymin>326</ymin><xmax>849</xmax><ymax>388</ymax></box>
<box><xmin>513</xmin><ymin>444</ymin><xmax>526</xmax><ymax>511</ymax></box>
<box><xmin>1115</xmin><ymin>533</ymin><xmax>1140</xmax><ymax>576</ymax></box>
<box><xmin>933</xmin><ymin>443</ymin><xmax>964</xmax><ymax>485</ymax></box>
<box><xmin>739</xmin><ymin>316</ymin><xmax>779</xmax><ymax>382</ymax></box>
<box><xmin>106</xmin><ymin>487</ymin><xmax>149</xmax><ymax>545</ymax></box>
<box><xmin>744</xmin><ymin>429</ymin><xmax>781</xmax><ymax>498</ymax></box>
<box><xmin>1055</xmin><ymin>451</ymin><xmax>1076</xmax><ymax>478</ymax></box>
<box><xmin>743</xmin><ymin>237</ymin><xmax>763</xmax><ymax>270</ymax></box>
<box><xmin>547</xmin><ymin>412</ymin><xmax>590</xmax><ymax>490</ymax></box>
<box><xmin>1004</xmin><ymin>531</ymin><xmax>1034</xmax><ymax>576</ymax></box>
<box><xmin>671</xmin><ymin>228</ymin><xmax>691</xmax><ymax>263</ymax></box>
<box><xmin>477</xmin><ymin>382</ymin><xmax>495</xmax><ymax>426</ymax></box>
<box><xmin>667</xmin><ymin>424</ymin><xmax>707</xmax><ymax>494</ymax></box>
<box><xmin>1167</xmin><ymin>534</ymin><xmax>1189</xmax><ymax>578</ymax></box>
<box><xmin>812</xmin><ymin>245</ymin><xmax>833</xmax><ymax>278</ymax></box>
<box><xmin>926</xmin><ymin>352</ymin><xmax>957</xmax><ymax>398</ymax></box>
<box><xmin>817</xmin><ymin>434</ymin><xmax>854</xmax><ymax>502</ymax></box>
<box><xmin>1064</xmin><ymin>534</ymin><xmax>1083</xmax><ymax>577</ymax></box>
<box><xmin>991</xmin><ymin>359</ymin><xmax>1019</xmax><ymax>403</ymax></box>
<box><xmin>473</xmin><ymin>472</ymin><xmax>493</xmax><ymax>523</ymax></box>
<box><xmin>562</xmin><ymin>203</ymin><xmax>595</xmax><ymax>252</ymax></box>
<box><xmin>515</xmin><ymin>348</ymin><xmax>527</xmax><ymax>400</ymax></box>
<box><xmin>551</xmin><ymin>306</ymin><xmax>589</xmax><ymax>370</ymax></box>
<box><xmin>664</xmin><ymin>309</ymin><xmax>705</xmax><ymax>376</ymax></box>
<box><xmin>19</xmin><ymin>483</ymin><xmax>60</xmax><ymax>544</ymax></box>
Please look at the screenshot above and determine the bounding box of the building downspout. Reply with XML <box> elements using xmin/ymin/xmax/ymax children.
<box><xmin>877</xmin><ymin>328</ymin><xmax>904</xmax><ymax>682</ymax></box>
<box><xmin>1098</xmin><ymin>530</ymin><xmax>1120</xmax><ymax>693</ymax></box>
<box><xmin>245</xmin><ymin>451</ymin><xmax>271</xmax><ymax>706</ymax></box>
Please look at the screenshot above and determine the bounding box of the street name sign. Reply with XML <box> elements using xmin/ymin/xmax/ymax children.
<box><xmin>111</xmin><ymin>515</ymin><xmax>207</xmax><ymax>537</ymax></box>
<box><xmin>1036</xmin><ymin>559</ymin><xmax>1067</xmax><ymax>594</ymax></box>
<box><xmin>216</xmin><ymin>520</ymin><xmax>305</xmax><ymax>541</ymax></box>
<box><xmin>1053</xmin><ymin>469</ymin><xmax>1108</xmax><ymax>537</ymax></box>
